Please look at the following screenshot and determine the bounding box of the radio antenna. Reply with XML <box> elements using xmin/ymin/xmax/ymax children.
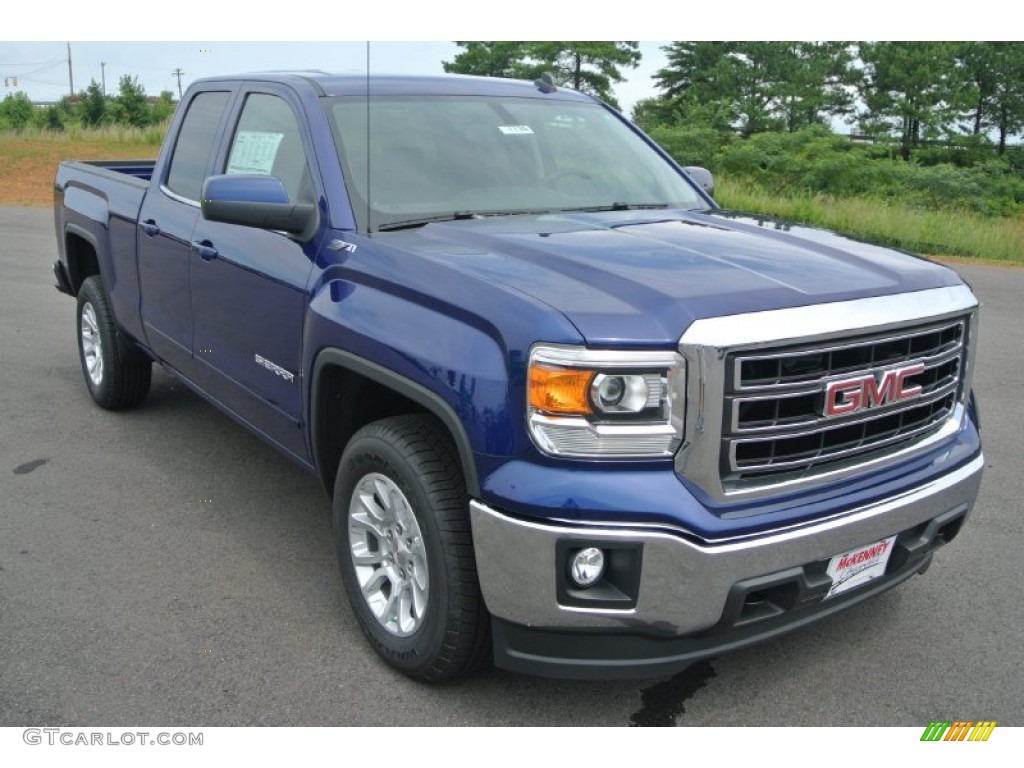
<box><xmin>366</xmin><ymin>41</ymin><xmax>371</xmax><ymax>234</ymax></box>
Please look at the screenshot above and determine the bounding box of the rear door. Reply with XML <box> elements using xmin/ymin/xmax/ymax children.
<box><xmin>138</xmin><ymin>89</ymin><xmax>234</xmax><ymax>376</ymax></box>
<box><xmin>189</xmin><ymin>83</ymin><xmax>321</xmax><ymax>461</ymax></box>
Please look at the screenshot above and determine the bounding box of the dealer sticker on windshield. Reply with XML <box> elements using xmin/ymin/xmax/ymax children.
<box><xmin>825</xmin><ymin>535</ymin><xmax>897</xmax><ymax>599</ymax></box>
<box><xmin>498</xmin><ymin>125</ymin><xmax>534</xmax><ymax>135</ymax></box>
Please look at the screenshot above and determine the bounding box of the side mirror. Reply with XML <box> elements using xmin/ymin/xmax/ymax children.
<box><xmin>683</xmin><ymin>166</ymin><xmax>715</xmax><ymax>198</ymax></box>
<box><xmin>201</xmin><ymin>174</ymin><xmax>316</xmax><ymax>239</ymax></box>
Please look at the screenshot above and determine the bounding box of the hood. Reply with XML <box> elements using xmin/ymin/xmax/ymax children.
<box><xmin>385</xmin><ymin>209</ymin><xmax>963</xmax><ymax>346</ymax></box>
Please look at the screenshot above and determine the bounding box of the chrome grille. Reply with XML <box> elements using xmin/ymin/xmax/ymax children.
<box><xmin>675</xmin><ymin>286</ymin><xmax>980</xmax><ymax>502</ymax></box>
<box><xmin>733</xmin><ymin>321</ymin><xmax>963</xmax><ymax>391</ymax></box>
<box><xmin>721</xmin><ymin>318</ymin><xmax>967</xmax><ymax>484</ymax></box>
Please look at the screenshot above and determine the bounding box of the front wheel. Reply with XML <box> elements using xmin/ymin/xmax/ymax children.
<box><xmin>333</xmin><ymin>414</ymin><xmax>490</xmax><ymax>681</ymax></box>
<box><xmin>76</xmin><ymin>275</ymin><xmax>152</xmax><ymax>410</ymax></box>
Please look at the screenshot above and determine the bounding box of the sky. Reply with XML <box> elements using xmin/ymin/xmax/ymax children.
<box><xmin>0</xmin><ymin>41</ymin><xmax>671</xmax><ymax>116</ymax></box>
<box><xmin>3</xmin><ymin>1</ymin><xmax>1000</xmax><ymax>120</ymax></box>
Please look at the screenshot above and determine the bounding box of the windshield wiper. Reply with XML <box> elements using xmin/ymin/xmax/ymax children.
<box><xmin>375</xmin><ymin>211</ymin><xmax>481</xmax><ymax>232</ymax></box>
<box><xmin>375</xmin><ymin>209</ymin><xmax>556</xmax><ymax>232</ymax></box>
<box><xmin>374</xmin><ymin>204</ymin><xmax>672</xmax><ymax>232</ymax></box>
<box><xmin>552</xmin><ymin>202</ymin><xmax>671</xmax><ymax>213</ymax></box>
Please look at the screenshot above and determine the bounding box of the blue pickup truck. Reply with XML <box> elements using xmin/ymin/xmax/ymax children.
<box><xmin>53</xmin><ymin>72</ymin><xmax>984</xmax><ymax>681</ymax></box>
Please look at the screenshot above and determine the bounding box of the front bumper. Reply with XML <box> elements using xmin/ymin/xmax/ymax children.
<box><xmin>469</xmin><ymin>453</ymin><xmax>984</xmax><ymax>679</ymax></box>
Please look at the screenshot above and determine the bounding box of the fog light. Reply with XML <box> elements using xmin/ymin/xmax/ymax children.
<box><xmin>570</xmin><ymin>547</ymin><xmax>605</xmax><ymax>588</ymax></box>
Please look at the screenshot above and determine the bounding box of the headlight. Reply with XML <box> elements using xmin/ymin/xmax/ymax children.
<box><xmin>527</xmin><ymin>344</ymin><xmax>685</xmax><ymax>458</ymax></box>
<box><xmin>591</xmin><ymin>373</ymin><xmax>663</xmax><ymax>413</ymax></box>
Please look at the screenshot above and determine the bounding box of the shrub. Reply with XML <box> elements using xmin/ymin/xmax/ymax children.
<box><xmin>0</xmin><ymin>92</ymin><xmax>34</xmax><ymax>131</ymax></box>
<box><xmin>693</xmin><ymin>126</ymin><xmax>1023</xmax><ymax>217</ymax></box>
<box><xmin>645</xmin><ymin>123</ymin><xmax>734</xmax><ymax>168</ymax></box>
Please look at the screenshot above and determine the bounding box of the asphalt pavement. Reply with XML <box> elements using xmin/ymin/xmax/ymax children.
<box><xmin>1</xmin><ymin>205</ymin><xmax>1021</xmax><ymax>726</ymax></box>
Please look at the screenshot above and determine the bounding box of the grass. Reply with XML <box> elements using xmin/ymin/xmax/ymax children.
<box><xmin>716</xmin><ymin>176</ymin><xmax>1024</xmax><ymax>265</ymax></box>
<box><xmin>0</xmin><ymin>124</ymin><xmax>164</xmax><ymax>206</ymax></box>
<box><xmin>1</xmin><ymin>122</ymin><xmax>168</xmax><ymax>145</ymax></box>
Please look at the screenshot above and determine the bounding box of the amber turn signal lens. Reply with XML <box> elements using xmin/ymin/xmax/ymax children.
<box><xmin>528</xmin><ymin>364</ymin><xmax>594</xmax><ymax>415</ymax></box>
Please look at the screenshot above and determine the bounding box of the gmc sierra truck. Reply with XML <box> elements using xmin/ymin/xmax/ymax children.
<box><xmin>53</xmin><ymin>72</ymin><xmax>984</xmax><ymax>681</ymax></box>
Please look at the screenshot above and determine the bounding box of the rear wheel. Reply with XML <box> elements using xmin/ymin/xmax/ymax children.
<box><xmin>76</xmin><ymin>276</ymin><xmax>152</xmax><ymax>410</ymax></box>
<box><xmin>333</xmin><ymin>414</ymin><xmax>491</xmax><ymax>681</ymax></box>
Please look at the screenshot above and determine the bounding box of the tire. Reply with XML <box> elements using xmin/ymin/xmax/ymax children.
<box><xmin>76</xmin><ymin>275</ymin><xmax>152</xmax><ymax>410</ymax></box>
<box><xmin>333</xmin><ymin>414</ymin><xmax>491</xmax><ymax>682</ymax></box>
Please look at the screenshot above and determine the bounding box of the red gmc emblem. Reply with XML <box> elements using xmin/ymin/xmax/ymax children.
<box><xmin>823</xmin><ymin>363</ymin><xmax>925</xmax><ymax>417</ymax></box>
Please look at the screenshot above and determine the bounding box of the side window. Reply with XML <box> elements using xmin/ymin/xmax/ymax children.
<box><xmin>165</xmin><ymin>91</ymin><xmax>230</xmax><ymax>201</ymax></box>
<box><xmin>225</xmin><ymin>94</ymin><xmax>313</xmax><ymax>203</ymax></box>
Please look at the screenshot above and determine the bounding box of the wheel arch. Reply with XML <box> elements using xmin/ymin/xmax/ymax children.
<box><xmin>310</xmin><ymin>348</ymin><xmax>481</xmax><ymax>499</ymax></box>
<box><xmin>64</xmin><ymin>224</ymin><xmax>102</xmax><ymax>295</ymax></box>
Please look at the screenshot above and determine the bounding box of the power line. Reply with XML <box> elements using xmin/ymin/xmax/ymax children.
<box><xmin>4</xmin><ymin>58</ymin><xmax>66</xmax><ymax>81</ymax></box>
<box><xmin>21</xmin><ymin>63</ymin><xmax>65</xmax><ymax>79</ymax></box>
<box><xmin>15</xmin><ymin>77</ymin><xmax>65</xmax><ymax>87</ymax></box>
<box><xmin>0</xmin><ymin>58</ymin><xmax>65</xmax><ymax>67</ymax></box>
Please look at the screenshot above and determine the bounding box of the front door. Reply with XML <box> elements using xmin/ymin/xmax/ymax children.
<box><xmin>189</xmin><ymin>87</ymin><xmax>319</xmax><ymax>461</ymax></box>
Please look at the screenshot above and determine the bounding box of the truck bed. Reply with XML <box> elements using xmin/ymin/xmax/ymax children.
<box><xmin>68</xmin><ymin>159</ymin><xmax>156</xmax><ymax>184</ymax></box>
<box><xmin>54</xmin><ymin>159</ymin><xmax>157</xmax><ymax>344</ymax></box>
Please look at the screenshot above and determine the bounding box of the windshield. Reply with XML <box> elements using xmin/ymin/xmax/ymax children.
<box><xmin>326</xmin><ymin>95</ymin><xmax>706</xmax><ymax>231</ymax></box>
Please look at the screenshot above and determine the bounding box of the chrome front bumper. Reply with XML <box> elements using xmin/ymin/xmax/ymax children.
<box><xmin>469</xmin><ymin>454</ymin><xmax>984</xmax><ymax>638</ymax></box>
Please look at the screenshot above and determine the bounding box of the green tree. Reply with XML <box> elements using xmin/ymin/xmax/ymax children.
<box><xmin>775</xmin><ymin>42</ymin><xmax>858</xmax><ymax>132</ymax></box>
<box><xmin>442</xmin><ymin>42</ymin><xmax>533</xmax><ymax>78</ymax></box>
<box><xmin>38</xmin><ymin>104</ymin><xmax>65</xmax><ymax>131</ymax></box>
<box><xmin>631</xmin><ymin>92</ymin><xmax>735</xmax><ymax>134</ymax></box>
<box><xmin>654</xmin><ymin>42</ymin><xmax>735</xmax><ymax>102</ymax></box>
<box><xmin>444</xmin><ymin>41</ymin><xmax>641</xmax><ymax>109</ymax></box>
<box><xmin>724</xmin><ymin>42</ymin><xmax>798</xmax><ymax>134</ymax></box>
<box><xmin>79</xmin><ymin>79</ymin><xmax>106</xmax><ymax>127</ymax></box>
<box><xmin>957</xmin><ymin>42</ymin><xmax>1024</xmax><ymax>154</ymax></box>
<box><xmin>631</xmin><ymin>97</ymin><xmax>735</xmax><ymax>172</ymax></box>
<box><xmin>654</xmin><ymin>42</ymin><xmax>857</xmax><ymax>136</ymax></box>
<box><xmin>1</xmin><ymin>91</ymin><xmax>35</xmax><ymax>130</ymax></box>
<box><xmin>116</xmin><ymin>74</ymin><xmax>149</xmax><ymax>127</ymax></box>
<box><xmin>105</xmin><ymin>100</ymin><xmax>127</xmax><ymax>125</ymax></box>
<box><xmin>150</xmin><ymin>90</ymin><xmax>176</xmax><ymax>124</ymax></box>
<box><xmin>525</xmin><ymin>42</ymin><xmax>640</xmax><ymax>108</ymax></box>
<box><xmin>858</xmin><ymin>41</ymin><xmax>960</xmax><ymax>159</ymax></box>
<box><xmin>58</xmin><ymin>95</ymin><xmax>79</xmax><ymax>124</ymax></box>
<box><xmin>630</xmin><ymin>96</ymin><xmax>664</xmax><ymax>129</ymax></box>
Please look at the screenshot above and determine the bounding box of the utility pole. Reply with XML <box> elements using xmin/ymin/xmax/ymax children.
<box><xmin>67</xmin><ymin>42</ymin><xmax>74</xmax><ymax>97</ymax></box>
<box><xmin>172</xmin><ymin>68</ymin><xmax>184</xmax><ymax>100</ymax></box>
<box><xmin>101</xmin><ymin>62</ymin><xmax>106</xmax><ymax>96</ymax></box>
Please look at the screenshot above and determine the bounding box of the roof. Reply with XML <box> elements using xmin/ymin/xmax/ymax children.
<box><xmin>190</xmin><ymin>72</ymin><xmax>597</xmax><ymax>102</ymax></box>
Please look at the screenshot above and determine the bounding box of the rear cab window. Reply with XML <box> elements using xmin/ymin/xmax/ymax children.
<box><xmin>165</xmin><ymin>91</ymin><xmax>232</xmax><ymax>202</ymax></box>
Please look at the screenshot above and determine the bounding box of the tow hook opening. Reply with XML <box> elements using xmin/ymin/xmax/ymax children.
<box><xmin>937</xmin><ymin>515</ymin><xmax>965</xmax><ymax>544</ymax></box>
